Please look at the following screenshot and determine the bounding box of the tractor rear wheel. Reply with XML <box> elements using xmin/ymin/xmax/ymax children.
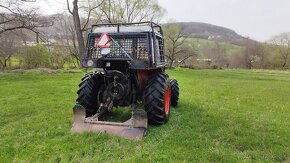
<box><xmin>144</xmin><ymin>73</ymin><xmax>171</xmax><ymax>125</ymax></box>
<box><xmin>170</xmin><ymin>79</ymin><xmax>179</xmax><ymax>107</ymax></box>
<box><xmin>76</xmin><ymin>72</ymin><xmax>104</xmax><ymax>117</ymax></box>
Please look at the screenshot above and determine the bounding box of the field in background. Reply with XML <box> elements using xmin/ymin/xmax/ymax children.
<box><xmin>187</xmin><ymin>38</ymin><xmax>242</xmax><ymax>56</ymax></box>
<box><xmin>6</xmin><ymin>57</ymin><xmax>77</xmax><ymax>69</ymax></box>
<box><xmin>0</xmin><ymin>69</ymin><xmax>289</xmax><ymax>162</ymax></box>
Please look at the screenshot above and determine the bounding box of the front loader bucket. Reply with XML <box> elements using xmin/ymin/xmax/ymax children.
<box><xmin>71</xmin><ymin>104</ymin><xmax>147</xmax><ymax>140</ymax></box>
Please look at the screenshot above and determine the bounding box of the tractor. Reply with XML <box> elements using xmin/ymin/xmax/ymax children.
<box><xmin>71</xmin><ymin>22</ymin><xmax>179</xmax><ymax>140</ymax></box>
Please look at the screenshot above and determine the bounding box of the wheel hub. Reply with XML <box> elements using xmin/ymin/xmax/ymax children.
<box><xmin>164</xmin><ymin>86</ymin><xmax>170</xmax><ymax>114</ymax></box>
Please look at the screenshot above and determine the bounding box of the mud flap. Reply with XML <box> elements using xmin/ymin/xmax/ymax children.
<box><xmin>71</xmin><ymin>104</ymin><xmax>147</xmax><ymax>140</ymax></box>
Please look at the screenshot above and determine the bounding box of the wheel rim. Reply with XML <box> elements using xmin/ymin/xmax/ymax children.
<box><xmin>164</xmin><ymin>86</ymin><xmax>170</xmax><ymax>114</ymax></box>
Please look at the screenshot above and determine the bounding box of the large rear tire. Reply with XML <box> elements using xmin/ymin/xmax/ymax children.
<box><xmin>76</xmin><ymin>72</ymin><xmax>104</xmax><ymax>117</ymax></box>
<box><xmin>170</xmin><ymin>79</ymin><xmax>179</xmax><ymax>107</ymax></box>
<box><xmin>144</xmin><ymin>73</ymin><xmax>171</xmax><ymax>125</ymax></box>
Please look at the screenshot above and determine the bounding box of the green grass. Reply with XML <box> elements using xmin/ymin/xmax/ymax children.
<box><xmin>0</xmin><ymin>69</ymin><xmax>289</xmax><ymax>162</ymax></box>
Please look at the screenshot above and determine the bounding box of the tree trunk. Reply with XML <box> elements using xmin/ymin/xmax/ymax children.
<box><xmin>4</xmin><ymin>60</ymin><xmax>7</xmax><ymax>69</ymax></box>
<box><xmin>282</xmin><ymin>61</ymin><xmax>286</xmax><ymax>69</ymax></box>
<box><xmin>72</xmin><ymin>0</ymin><xmax>85</xmax><ymax>67</ymax></box>
<box><xmin>169</xmin><ymin>60</ymin><xmax>174</xmax><ymax>69</ymax></box>
<box><xmin>0</xmin><ymin>57</ymin><xmax>8</xmax><ymax>70</ymax></box>
<box><xmin>0</xmin><ymin>60</ymin><xmax>3</xmax><ymax>70</ymax></box>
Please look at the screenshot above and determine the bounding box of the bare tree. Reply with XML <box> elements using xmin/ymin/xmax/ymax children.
<box><xmin>58</xmin><ymin>14</ymin><xmax>80</xmax><ymax>67</ymax></box>
<box><xmin>67</xmin><ymin>0</ymin><xmax>104</xmax><ymax>64</ymax></box>
<box><xmin>97</xmin><ymin>0</ymin><xmax>165</xmax><ymax>23</ymax></box>
<box><xmin>243</xmin><ymin>38</ymin><xmax>256</xmax><ymax>69</ymax></box>
<box><xmin>230</xmin><ymin>39</ymin><xmax>268</xmax><ymax>69</ymax></box>
<box><xmin>0</xmin><ymin>32</ymin><xmax>17</xmax><ymax>69</ymax></box>
<box><xmin>270</xmin><ymin>32</ymin><xmax>290</xmax><ymax>68</ymax></box>
<box><xmin>175</xmin><ymin>44</ymin><xmax>198</xmax><ymax>67</ymax></box>
<box><xmin>202</xmin><ymin>41</ymin><xmax>229</xmax><ymax>68</ymax></box>
<box><xmin>0</xmin><ymin>0</ymin><xmax>53</xmax><ymax>35</ymax></box>
<box><xmin>0</xmin><ymin>0</ymin><xmax>55</xmax><ymax>70</ymax></box>
<box><xmin>164</xmin><ymin>24</ymin><xmax>196</xmax><ymax>69</ymax></box>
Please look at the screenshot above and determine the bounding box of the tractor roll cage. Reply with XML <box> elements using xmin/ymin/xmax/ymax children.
<box><xmin>82</xmin><ymin>21</ymin><xmax>166</xmax><ymax>69</ymax></box>
<box><xmin>91</xmin><ymin>22</ymin><xmax>163</xmax><ymax>36</ymax></box>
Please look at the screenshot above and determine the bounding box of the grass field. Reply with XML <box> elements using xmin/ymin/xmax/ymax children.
<box><xmin>187</xmin><ymin>38</ymin><xmax>242</xmax><ymax>56</ymax></box>
<box><xmin>0</xmin><ymin>68</ymin><xmax>289</xmax><ymax>162</ymax></box>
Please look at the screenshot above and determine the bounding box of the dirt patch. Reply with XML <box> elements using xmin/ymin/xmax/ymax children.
<box><xmin>9</xmin><ymin>69</ymin><xmax>25</xmax><ymax>73</ymax></box>
<box><xmin>58</xmin><ymin>69</ymin><xmax>83</xmax><ymax>73</ymax></box>
<box><xmin>3</xmin><ymin>68</ymin><xmax>57</xmax><ymax>74</ymax></box>
<box><xmin>25</xmin><ymin>68</ymin><xmax>57</xmax><ymax>74</ymax></box>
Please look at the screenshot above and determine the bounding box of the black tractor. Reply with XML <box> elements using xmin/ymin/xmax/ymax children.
<box><xmin>72</xmin><ymin>22</ymin><xmax>179</xmax><ymax>139</ymax></box>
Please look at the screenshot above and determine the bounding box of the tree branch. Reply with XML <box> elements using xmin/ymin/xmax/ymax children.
<box><xmin>67</xmin><ymin>0</ymin><xmax>73</xmax><ymax>14</ymax></box>
<box><xmin>81</xmin><ymin>0</ymin><xmax>105</xmax><ymax>31</ymax></box>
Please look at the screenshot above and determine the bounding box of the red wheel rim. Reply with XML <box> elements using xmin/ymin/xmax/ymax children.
<box><xmin>164</xmin><ymin>86</ymin><xmax>170</xmax><ymax>114</ymax></box>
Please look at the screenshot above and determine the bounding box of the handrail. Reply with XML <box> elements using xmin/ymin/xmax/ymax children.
<box><xmin>90</xmin><ymin>21</ymin><xmax>163</xmax><ymax>35</ymax></box>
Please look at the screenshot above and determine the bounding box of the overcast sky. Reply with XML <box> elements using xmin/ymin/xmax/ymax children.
<box><xmin>31</xmin><ymin>0</ymin><xmax>290</xmax><ymax>41</ymax></box>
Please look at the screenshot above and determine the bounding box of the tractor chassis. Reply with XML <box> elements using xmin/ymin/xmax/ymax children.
<box><xmin>72</xmin><ymin>22</ymin><xmax>180</xmax><ymax>140</ymax></box>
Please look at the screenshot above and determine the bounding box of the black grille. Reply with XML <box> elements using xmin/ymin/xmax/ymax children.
<box><xmin>86</xmin><ymin>34</ymin><xmax>149</xmax><ymax>60</ymax></box>
<box><xmin>158</xmin><ymin>37</ymin><xmax>165</xmax><ymax>62</ymax></box>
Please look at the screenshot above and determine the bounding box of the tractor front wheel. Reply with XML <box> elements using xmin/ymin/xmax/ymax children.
<box><xmin>76</xmin><ymin>72</ymin><xmax>104</xmax><ymax>117</ymax></box>
<box><xmin>144</xmin><ymin>73</ymin><xmax>171</xmax><ymax>125</ymax></box>
<box><xmin>170</xmin><ymin>79</ymin><xmax>179</xmax><ymax>107</ymax></box>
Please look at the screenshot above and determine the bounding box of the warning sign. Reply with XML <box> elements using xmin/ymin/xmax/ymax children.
<box><xmin>96</xmin><ymin>33</ymin><xmax>111</xmax><ymax>48</ymax></box>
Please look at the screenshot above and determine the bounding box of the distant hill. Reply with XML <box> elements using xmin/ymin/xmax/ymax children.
<box><xmin>170</xmin><ymin>22</ymin><xmax>256</xmax><ymax>46</ymax></box>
